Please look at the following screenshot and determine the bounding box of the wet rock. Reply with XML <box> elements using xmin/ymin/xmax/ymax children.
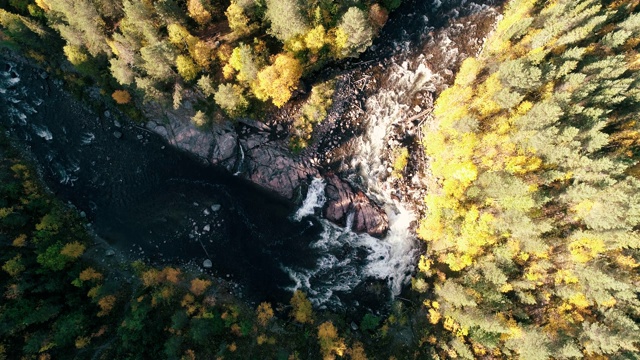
<box><xmin>211</xmin><ymin>204</ymin><xmax>221</xmax><ymax>211</ymax></box>
<box><xmin>324</xmin><ymin>173</ymin><xmax>388</xmax><ymax>237</ymax></box>
<box><xmin>243</xmin><ymin>139</ymin><xmax>318</xmax><ymax>199</ymax></box>
<box><xmin>113</xmin><ymin>131</ymin><xmax>122</xmax><ymax>139</ymax></box>
<box><xmin>104</xmin><ymin>110</ymin><xmax>111</xmax><ymax>118</ymax></box>
<box><xmin>203</xmin><ymin>259</ymin><xmax>213</xmax><ymax>268</ymax></box>
<box><xmin>105</xmin><ymin>249</ymin><xmax>115</xmax><ymax>257</ymax></box>
<box><xmin>211</xmin><ymin>132</ymin><xmax>238</xmax><ymax>170</ymax></box>
<box><xmin>203</xmin><ymin>224</ymin><xmax>210</xmax><ymax>232</ymax></box>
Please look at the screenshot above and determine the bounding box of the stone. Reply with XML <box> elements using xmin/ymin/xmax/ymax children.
<box><xmin>324</xmin><ymin>173</ymin><xmax>388</xmax><ymax>237</ymax></box>
<box><xmin>203</xmin><ymin>224</ymin><xmax>210</xmax><ymax>232</ymax></box>
<box><xmin>203</xmin><ymin>259</ymin><xmax>212</xmax><ymax>268</ymax></box>
<box><xmin>211</xmin><ymin>204</ymin><xmax>221</xmax><ymax>211</ymax></box>
<box><xmin>105</xmin><ymin>249</ymin><xmax>115</xmax><ymax>256</ymax></box>
<box><xmin>113</xmin><ymin>131</ymin><xmax>122</xmax><ymax>139</ymax></box>
<box><xmin>104</xmin><ymin>110</ymin><xmax>111</xmax><ymax>118</ymax></box>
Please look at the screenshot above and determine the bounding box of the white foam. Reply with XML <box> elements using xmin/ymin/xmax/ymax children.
<box><xmin>293</xmin><ymin>177</ymin><xmax>326</xmax><ymax>221</ymax></box>
<box><xmin>33</xmin><ymin>125</ymin><xmax>53</xmax><ymax>141</ymax></box>
<box><xmin>81</xmin><ymin>132</ymin><xmax>95</xmax><ymax>145</ymax></box>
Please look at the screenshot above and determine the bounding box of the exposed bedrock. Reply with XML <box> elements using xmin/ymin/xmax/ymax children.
<box><xmin>147</xmin><ymin>115</ymin><xmax>389</xmax><ymax>237</ymax></box>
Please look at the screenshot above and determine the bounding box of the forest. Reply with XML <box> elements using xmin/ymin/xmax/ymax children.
<box><xmin>1</xmin><ymin>0</ymin><xmax>640</xmax><ymax>359</ymax></box>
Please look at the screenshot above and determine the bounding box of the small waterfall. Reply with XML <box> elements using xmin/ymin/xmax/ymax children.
<box><xmin>233</xmin><ymin>143</ymin><xmax>245</xmax><ymax>176</ymax></box>
<box><xmin>345</xmin><ymin>212</ymin><xmax>355</xmax><ymax>231</ymax></box>
<box><xmin>293</xmin><ymin>177</ymin><xmax>326</xmax><ymax>221</ymax></box>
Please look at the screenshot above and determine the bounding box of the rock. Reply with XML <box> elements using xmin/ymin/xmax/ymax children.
<box><xmin>351</xmin><ymin>322</ymin><xmax>359</xmax><ymax>331</ymax></box>
<box><xmin>203</xmin><ymin>224</ymin><xmax>210</xmax><ymax>232</ymax></box>
<box><xmin>136</xmin><ymin>134</ymin><xmax>143</xmax><ymax>140</ymax></box>
<box><xmin>211</xmin><ymin>204</ymin><xmax>221</xmax><ymax>211</ymax></box>
<box><xmin>244</xmin><ymin>139</ymin><xmax>318</xmax><ymax>199</ymax></box>
<box><xmin>203</xmin><ymin>209</ymin><xmax>210</xmax><ymax>216</ymax></box>
<box><xmin>104</xmin><ymin>110</ymin><xmax>111</xmax><ymax>118</ymax></box>
<box><xmin>114</xmin><ymin>120</ymin><xmax>121</xmax><ymax>127</ymax></box>
<box><xmin>113</xmin><ymin>131</ymin><xmax>122</xmax><ymax>139</ymax></box>
<box><xmin>105</xmin><ymin>249</ymin><xmax>115</xmax><ymax>256</ymax></box>
<box><xmin>79</xmin><ymin>211</ymin><xmax>86</xmax><ymax>218</ymax></box>
<box><xmin>211</xmin><ymin>132</ymin><xmax>238</xmax><ymax>169</ymax></box>
<box><xmin>324</xmin><ymin>173</ymin><xmax>388</xmax><ymax>237</ymax></box>
<box><xmin>203</xmin><ymin>259</ymin><xmax>212</xmax><ymax>268</ymax></box>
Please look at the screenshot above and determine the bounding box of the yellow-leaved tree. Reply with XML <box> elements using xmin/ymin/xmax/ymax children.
<box><xmin>252</xmin><ymin>53</ymin><xmax>303</xmax><ymax>107</ymax></box>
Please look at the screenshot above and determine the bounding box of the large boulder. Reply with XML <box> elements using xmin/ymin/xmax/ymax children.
<box><xmin>324</xmin><ymin>173</ymin><xmax>388</xmax><ymax>237</ymax></box>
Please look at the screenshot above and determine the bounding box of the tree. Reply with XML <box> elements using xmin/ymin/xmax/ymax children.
<box><xmin>191</xmin><ymin>110</ymin><xmax>207</xmax><ymax>126</ymax></box>
<box><xmin>140</xmin><ymin>41</ymin><xmax>176</xmax><ymax>81</ymax></box>
<box><xmin>2</xmin><ymin>255</ymin><xmax>25</xmax><ymax>277</ymax></box>
<box><xmin>317</xmin><ymin>321</ymin><xmax>346</xmax><ymax>359</ymax></box>
<box><xmin>197</xmin><ymin>75</ymin><xmax>215</xmax><ymax>97</ymax></box>
<box><xmin>227</xmin><ymin>43</ymin><xmax>260</xmax><ymax>84</ymax></box>
<box><xmin>337</xmin><ymin>7</ymin><xmax>374</xmax><ymax>58</ymax></box>
<box><xmin>256</xmin><ymin>302</ymin><xmax>274</xmax><ymax>327</ymax></box>
<box><xmin>252</xmin><ymin>53</ymin><xmax>303</xmax><ymax>107</ymax></box>
<box><xmin>214</xmin><ymin>83</ymin><xmax>248</xmax><ymax>117</ymax></box>
<box><xmin>37</xmin><ymin>243</ymin><xmax>69</xmax><ymax>271</ymax></box>
<box><xmin>265</xmin><ymin>0</ymin><xmax>309</xmax><ymax>42</ymax></box>
<box><xmin>187</xmin><ymin>0</ymin><xmax>211</xmax><ymax>26</ymax></box>
<box><xmin>60</xmin><ymin>241</ymin><xmax>85</xmax><ymax>259</ymax></box>
<box><xmin>289</xmin><ymin>290</ymin><xmax>313</xmax><ymax>324</ymax></box>
<box><xmin>226</xmin><ymin>3</ymin><xmax>255</xmax><ymax>37</ymax></box>
<box><xmin>304</xmin><ymin>25</ymin><xmax>326</xmax><ymax>52</ymax></box>
<box><xmin>176</xmin><ymin>55</ymin><xmax>200</xmax><ymax>82</ymax></box>
<box><xmin>43</xmin><ymin>0</ymin><xmax>110</xmax><ymax>56</ymax></box>
<box><xmin>189</xmin><ymin>278</ymin><xmax>211</xmax><ymax>296</ymax></box>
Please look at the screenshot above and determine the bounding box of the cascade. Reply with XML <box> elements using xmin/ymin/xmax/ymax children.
<box><xmin>293</xmin><ymin>177</ymin><xmax>326</xmax><ymax>221</ymax></box>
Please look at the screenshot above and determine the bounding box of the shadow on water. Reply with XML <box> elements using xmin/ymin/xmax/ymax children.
<box><xmin>0</xmin><ymin>59</ymin><xmax>324</xmax><ymax>305</ymax></box>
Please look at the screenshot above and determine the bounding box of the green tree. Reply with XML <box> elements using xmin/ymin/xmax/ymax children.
<box><xmin>336</xmin><ymin>7</ymin><xmax>374</xmax><ymax>58</ymax></box>
<box><xmin>214</xmin><ymin>83</ymin><xmax>248</xmax><ymax>117</ymax></box>
<box><xmin>265</xmin><ymin>0</ymin><xmax>309</xmax><ymax>42</ymax></box>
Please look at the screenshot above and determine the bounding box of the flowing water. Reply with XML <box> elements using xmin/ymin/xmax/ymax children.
<box><xmin>284</xmin><ymin>0</ymin><xmax>500</xmax><ymax>307</ymax></box>
<box><xmin>0</xmin><ymin>0</ymin><xmax>500</xmax><ymax>312</ymax></box>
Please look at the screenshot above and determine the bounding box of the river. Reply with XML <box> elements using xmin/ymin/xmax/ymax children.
<box><xmin>0</xmin><ymin>0</ymin><xmax>500</xmax><ymax>313</ymax></box>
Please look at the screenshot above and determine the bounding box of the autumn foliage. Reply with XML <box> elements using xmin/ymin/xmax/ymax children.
<box><xmin>416</xmin><ymin>0</ymin><xmax>640</xmax><ymax>358</ymax></box>
<box><xmin>111</xmin><ymin>90</ymin><xmax>131</xmax><ymax>104</ymax></box>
